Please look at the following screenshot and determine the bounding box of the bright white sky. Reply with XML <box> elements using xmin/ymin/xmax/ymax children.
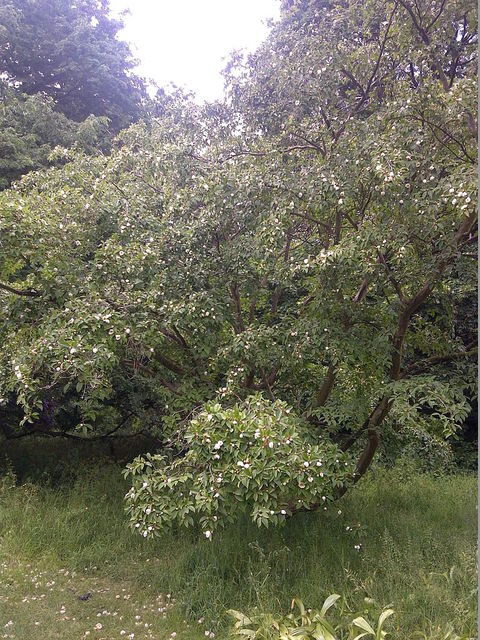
<box><xmin>109</xmin><ymin>0</ymin><xmax>280</xmax><ymax>102</ymax></box>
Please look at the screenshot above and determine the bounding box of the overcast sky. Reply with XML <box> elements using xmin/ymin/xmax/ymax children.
<box><xmin>109</xmin><ymin>0</ymin><xmax>280</xmax><ymax>102</ymax></box>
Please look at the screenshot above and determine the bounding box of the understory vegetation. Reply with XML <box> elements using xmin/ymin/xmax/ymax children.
<box><xmin>0</xmin><ymin>442</ymin><xmax>477</xmax><ymax>639</ymax></box>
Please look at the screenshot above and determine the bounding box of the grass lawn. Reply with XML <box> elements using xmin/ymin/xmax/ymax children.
<box><xmin>0</xmin><ymin>442</ymin><xmax>477</xmax><ymax>639</ymax></box>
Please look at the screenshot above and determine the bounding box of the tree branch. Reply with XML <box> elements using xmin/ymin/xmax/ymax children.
<box><xmin>0</xmin><ymin>282</ymin><xmax>41</xmax><ymax>297</ymax></box>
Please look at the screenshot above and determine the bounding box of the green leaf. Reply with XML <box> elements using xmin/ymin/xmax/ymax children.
<box><xmin>352</xmin><ymin>617</ymin><xmax>375</xmax><ymax>636</ymax></box>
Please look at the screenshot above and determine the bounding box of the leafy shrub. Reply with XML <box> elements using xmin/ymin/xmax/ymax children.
<box><xmin>125</xmin><ymin>395</ymin><xmax>353</xmax><ymax>538</ymax></box>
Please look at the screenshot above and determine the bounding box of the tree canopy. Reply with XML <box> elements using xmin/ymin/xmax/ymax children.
<box><xmin>0</xmin><ymin>0</ymin><xmax>477</xmax><ymax>537</ymax></box>
<box><xmin>0</xmin><ymin>0</ymin><xmax>147</xmax><ymax>129</ymax></box>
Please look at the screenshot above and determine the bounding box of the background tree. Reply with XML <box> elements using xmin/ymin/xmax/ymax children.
<box><xmin>0</xmin><ymin>0</ymin><xmax>147</xmax><ymax>130</ymax></box>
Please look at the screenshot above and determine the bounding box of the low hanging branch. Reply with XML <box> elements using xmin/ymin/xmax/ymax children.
<box><xmin>0</xmin><ymin>282</ymin><xmax>41</xmax><ymax>297</ymax></box>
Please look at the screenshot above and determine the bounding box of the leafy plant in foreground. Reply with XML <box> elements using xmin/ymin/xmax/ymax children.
<box><xmin>228</xmin><ymin>596</ymin><xmax>395</xmax><ymax>640</ymax></box>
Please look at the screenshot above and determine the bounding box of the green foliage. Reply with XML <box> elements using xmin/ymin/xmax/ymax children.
<box><xmin>228</xmin><ymin>597</ymin><xmax>473</xmax><ymax>640</ymax></box>
<box><xmin>0</xmin><ymin>0</ymin><xmax>476</xmax><ymax>525</ymax></box>
<box><xmin>0</xmin><ymin>0</ymin><xmax>147</xmax><ymax>129</ymax></box>
<box><xmin>125</xmin><ymin>395</ymin><xmax>353</xmax><ymax>537</ymax></box>
<box><xmin>229</xmin><ymin>597</ymin><xmax>395</xmax><ymax>640</ymax></box>
<box><xmin>0</xmin><ymin>82</ymin><xmax>110</xmax><ymax>189</ymax></box>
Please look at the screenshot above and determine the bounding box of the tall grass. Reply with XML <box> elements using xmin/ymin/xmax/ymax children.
<box><xmin>0</xmin><ymin>439</ymin><xmax>477</xmax><ymax>638</ymax></box>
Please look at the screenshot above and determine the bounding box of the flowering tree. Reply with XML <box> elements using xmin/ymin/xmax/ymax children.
<box><xmin>0</xmin><ymin>0</ymin><xmax>477</xmax><ymax>535</ymax></box>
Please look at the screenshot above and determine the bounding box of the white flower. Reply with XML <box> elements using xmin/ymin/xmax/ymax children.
<box><xmin>145</xmin><ymin>508</ymin><xmax>151</xmax><ymax>515</ymax></box>
<box><xmin>70</xmin><ymin>347</ymin><xmax>77</xmax><ymax>354</ymax></box>
<box><xmin>268</xmin><ymin>441</ymin><xmax>274</xmax><ymax>449</ymax></box>
<box><xmin>94</xmin><ymin>623</ymin><xmax>103</xmax><ymax>630</ymax></box>
<box><xmin>204</xmin><ymin>530</ymin><xmax>212</xmax><ymax>539</ymax></box>
<box><xmin>213</xmin><ymin>440</ymin><xmax>223</xmax><ymax>450</ymax></box>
